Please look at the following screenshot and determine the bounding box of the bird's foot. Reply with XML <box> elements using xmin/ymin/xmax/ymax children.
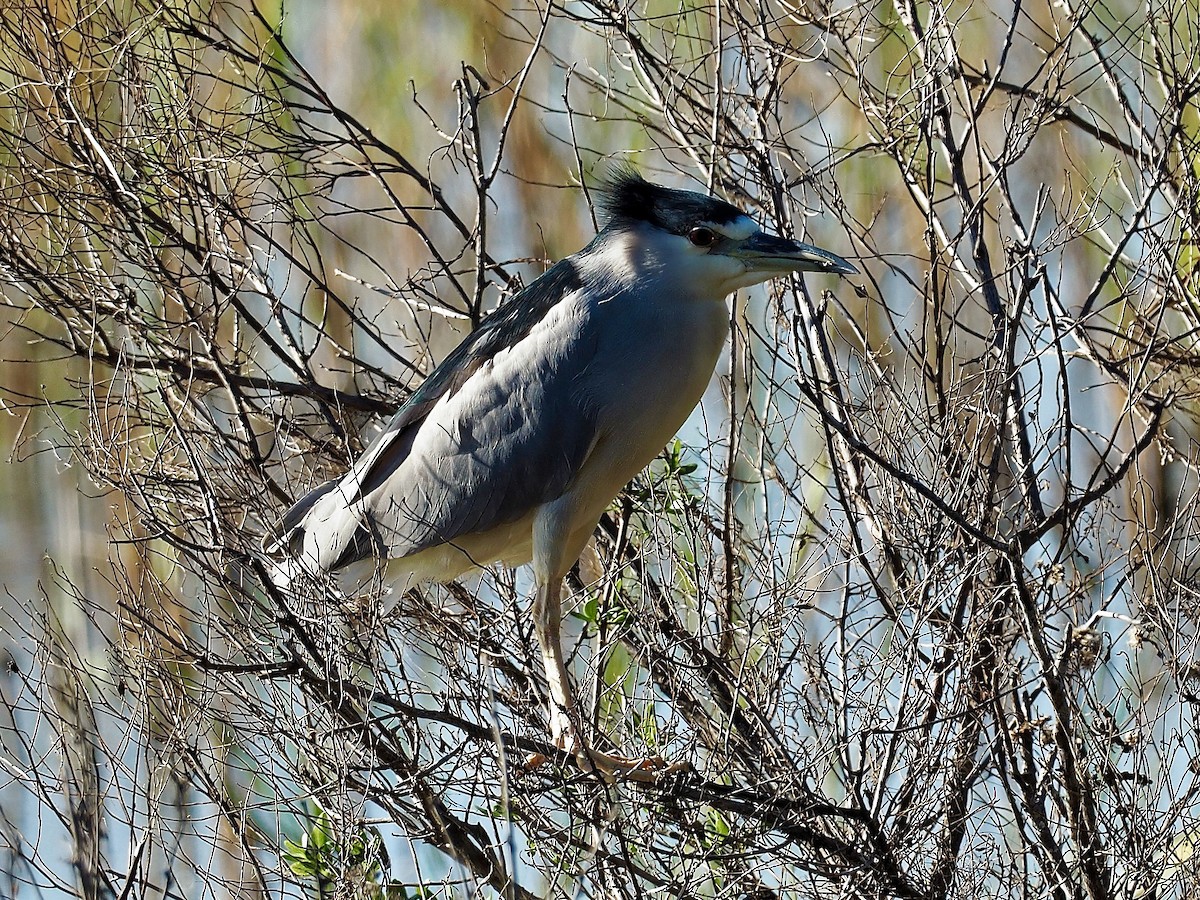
<box><xmin>523</xmin><ymin>735</ymin><xmax>688</xmax><ymax>783</ymax></box>
<box><xmin>572</xmin><ymin>745</ymin><xmax>689</xmax><ymax>783</ymax></box>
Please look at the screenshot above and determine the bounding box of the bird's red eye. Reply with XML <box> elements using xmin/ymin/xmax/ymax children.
<box><xmin>688</xmin><ymin>227</ymin><xmax>716</xmax><ymax>248</ymax></box>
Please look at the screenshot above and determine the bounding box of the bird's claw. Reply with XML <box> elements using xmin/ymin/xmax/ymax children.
<box><xmin>575</xmin><ymin>747</ymin><xmax>690</xmax><ymax>783</ymax></box>
<box><xmin>522</xmin><ymin>745</ymin><xmax>688</xmax><ymax>783</ymax></box>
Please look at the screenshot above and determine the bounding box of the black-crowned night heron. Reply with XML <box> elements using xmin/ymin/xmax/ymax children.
<box><xmin>263</xmin><ymin>169</ymin><xmax>856</xmax><ymax>778</ymax></box>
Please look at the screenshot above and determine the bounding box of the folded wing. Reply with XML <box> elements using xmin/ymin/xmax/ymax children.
<box><xmin>263</xmin><ymin>259</ymin><xmax>599</xmax><ymax>578</ymax></box>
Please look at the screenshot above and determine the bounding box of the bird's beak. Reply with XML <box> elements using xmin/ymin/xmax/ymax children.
<box><xmin>731</xmin><ymin>231</ymin><xmax>858</xmax><ymax>276</ymax></box>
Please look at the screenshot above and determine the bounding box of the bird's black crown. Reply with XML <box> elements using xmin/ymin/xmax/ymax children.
<box><xmin>598</xmin><ymin>167</ymin><xmax>747</xmax><ymax>236</ymax></box>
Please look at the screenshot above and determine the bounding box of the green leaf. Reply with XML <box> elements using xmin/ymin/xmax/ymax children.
<box><xmin>573</xmin><ymin>595</ymin><xmax>600</xmax><ymax>626</ymax></box>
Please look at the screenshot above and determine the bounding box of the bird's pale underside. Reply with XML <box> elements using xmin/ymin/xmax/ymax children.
<box><xmin>263</xmin><ymin>169</ymin><xmax>857</xmax><ymax>780</ymax></box>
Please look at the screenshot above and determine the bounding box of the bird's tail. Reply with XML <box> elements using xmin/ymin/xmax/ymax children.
<box><xmin>262</xmin><ymin>474</ymin><xmax>381</xmax><ymax>588</ymax></box>
<box><xmin>265</xmin><ymin>555</ymin><xmax>313</xmax><ymax>591</ymax></box>
<box><xmin>261</xmin><ymin>478</ymin><xmax>341</xmax><ymax>557</ymax></box>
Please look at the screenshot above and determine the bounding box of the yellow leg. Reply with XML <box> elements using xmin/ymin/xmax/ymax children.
<box><xmin>531</xmin><ymin>574</ymin><xmax>575</xmax><ymax>750</ymax></box>
<box><xmin>527</xmin><ymin>572</ymin><xmax>686</xmax><ymax>782</ymax></box>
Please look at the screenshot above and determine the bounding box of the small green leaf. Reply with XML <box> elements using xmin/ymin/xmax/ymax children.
<box><xmin>572</xmin><ymin>596</ymin><xmax>600</xmax><ymax>626</ymax></box>
<box><xmin>707</xmin><ymin>807</ymin><xmax>731</xmax><ymax>840</ymax></box>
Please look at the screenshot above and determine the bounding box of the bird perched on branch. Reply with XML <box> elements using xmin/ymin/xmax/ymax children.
<box><xmin>263</xmin><ymin>168</ymin><xmax>856</xmax><ymax>779</ymax></box>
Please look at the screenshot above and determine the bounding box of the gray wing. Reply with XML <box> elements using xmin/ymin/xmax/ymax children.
<box><xmin>264</xmin><ymin>258</ymin><xmax>599</xmax><ymax>572</ymax></box>
<box><xmin>362</xmin><ymin>315</ymin><xmax>600</xmax><ymax>561</ymax></box>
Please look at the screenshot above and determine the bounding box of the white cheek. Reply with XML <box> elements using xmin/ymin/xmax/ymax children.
<box><xmin>721</xmin><ymin>216</ymin><xmax>757</xmax><ymax>241</ymax></box>
<box><xmin>682</xmin><ymin>256</ymin><xmax>751</xmax><ymax>299</ymax></box>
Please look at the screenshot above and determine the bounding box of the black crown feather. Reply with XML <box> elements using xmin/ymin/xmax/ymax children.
<box><xmin>597</xmin><ymin>166</ymin><xmax>746</xmax><ymax>235</ymax></box>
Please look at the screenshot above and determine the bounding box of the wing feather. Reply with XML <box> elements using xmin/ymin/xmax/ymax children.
<box><xmin>363</xmin><ymin>290</ymin><xmax>601</xmax><ymax>559</ymax></box>
<box><xmin>265</xmin><ymin>258</ymin><xmax>597</xmax><ymax>574</ymax></box>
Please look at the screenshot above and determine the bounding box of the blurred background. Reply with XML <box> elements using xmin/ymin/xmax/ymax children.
<box><xmin>1</xmin><ymin>0</ymin><xmax>1198</xmax><ymax>898</ymax></box>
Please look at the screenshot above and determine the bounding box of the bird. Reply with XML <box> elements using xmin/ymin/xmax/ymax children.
<box><xmin>262</xmin><ymin>168</ymin><xmax>857</xmax><ymax>779</ymax></box>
